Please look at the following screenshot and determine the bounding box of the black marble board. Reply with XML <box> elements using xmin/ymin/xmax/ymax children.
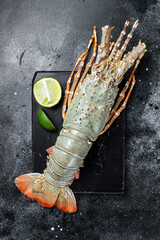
<box><xmin>32</xmin><ymin>71</ymin><xmax>125</xmax><ymax>193</ymax></box>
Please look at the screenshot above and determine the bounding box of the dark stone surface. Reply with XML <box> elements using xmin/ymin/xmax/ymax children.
<box><xmin>0</xmin><ymin>0</ymin><xmax>159</xmax><ymax>239</ymax></box>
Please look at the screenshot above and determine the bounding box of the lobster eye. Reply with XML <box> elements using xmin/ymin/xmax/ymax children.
<box><xmin>96</xmin><ymin>72</ymin><xmax>100</xmax><ymax>76</ymax></box>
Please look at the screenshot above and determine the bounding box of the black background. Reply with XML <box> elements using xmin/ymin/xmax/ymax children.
<box><xmin>0</xmin><ymin>0</ymin><xmax>159</xmax><ymax>239</ymax></box>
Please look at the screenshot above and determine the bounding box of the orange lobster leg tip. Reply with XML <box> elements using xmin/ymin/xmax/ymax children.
<box><xmin>74</xmin><ymin>169</ymin><xmax>80</xmax><ymax>179</ymax></box>
<box><xmin>110</xmin><ymin>26</ymin><xmax>115</xmax><ymax>30</ymax></box>
<box><xmin>93</xmin><ymin>26</ymin><xmax>96</xmax><ymax>31</ymax></box>
<box><xmin>46</xmin><ymin>146</ymin><xmax>53</xmax><ymax>154</ymax></box>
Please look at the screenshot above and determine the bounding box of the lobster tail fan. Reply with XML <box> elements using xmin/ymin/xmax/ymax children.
<box><xmin>55</xmin><ymin>186</ymin><xmax>77</xmax><ymax>213</ymax></box>
<box><xmin>14</xmin><ymin>173</ymin><xmax>40</xmax><ymax>193</ymax></box>
<box><xmin>14</xmin><ymin>173</ymin><xmax>60</xmax><ymax>208</ymax></box>
<box><xmin>36</xmin><ymin>181</ymin><xmax>60</xmax><ymax>207</ymax></box>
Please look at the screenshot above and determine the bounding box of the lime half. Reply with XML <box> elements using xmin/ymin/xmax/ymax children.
<box><xmin>37</xmin><ymin>108</ymin><xmax>56</xmax><ymax>131</ymax></box>
<box><xmin>33</xmin><ymin>77</ymin><xmax>62</xmax><ymax>108</ymax></box>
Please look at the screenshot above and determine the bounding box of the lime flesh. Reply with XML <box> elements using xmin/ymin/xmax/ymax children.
<box><xmin>37</xmin><ymin>108</ymin><xmax>56</xmax><ymax>131</ymax></box>
<box><xmin>33</xmin><ymin>77</ymin><xmax>62</xmax><ymax>108</ymax></box>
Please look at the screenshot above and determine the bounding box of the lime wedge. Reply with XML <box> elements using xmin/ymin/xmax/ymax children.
<box><xmin>37</xmin><ymin>108</ymin><xmax>56</xmax><ymax>131</ymax></box>
<box><xmin>33</xmin><ymin>77</ymin><xmax>62</xmax><ymax>108</ymax></box>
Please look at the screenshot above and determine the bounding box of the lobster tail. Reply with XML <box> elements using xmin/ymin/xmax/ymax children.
<box><xmin>14</xmin><ymin>173</ymin><xmax>77</xmax><ymax>212</ymax></box>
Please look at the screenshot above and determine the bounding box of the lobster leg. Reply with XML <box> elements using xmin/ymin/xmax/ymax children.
<box><xmin>108</xmin><ymin>19</ymin><xmax>130</xmax><ymax>64</ymax></box>
<box><xmin>100</xmin><ymin>75</ymin><xmax>136</xmax><ymax>135</ymax></box>
<box><xmin>107</xmin><ymin>52</ymin><xmax>145</xmax><ymax>124</ymax></box>
<box><xmin>74</xmin><ymin>26</ymin><xmax>97</xmax><ymax>95</ymax></box>
<box><xmin>113</xmin><ymin>19</ymin><xmax>139</xmax><ymax>64</ymax></box>
<box><xmin>100</xmin><ymin>49</ymin><xmax>145</xmax><ymax>135</ymax></box>
<box><xmin>100</xmin><ymin>45</ymin><xmax>144</xmax><ymax>135</ymax></box>
<box><xmin>62</xmin><ymin>29</ymin><xmax>96</xmax><ymax>119</ymax></box>
<box><xmin>109</xmin><ymin>42</ymin><xmax>115</xmax><ymax>52</ymax></box>
<box><xmin>62</xmin><ymin>51</ymin><xmax>87</xmax><ymax>119</ymax></box>
<box><xmin>68</xmin><ymin>33</ymin><xmax>95</xmax><ymax>106</ymax></box>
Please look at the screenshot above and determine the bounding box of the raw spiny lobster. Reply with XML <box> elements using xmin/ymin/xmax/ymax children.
<box><xmin>15</xmin><ymin>20</ymin><xmax>146</xmax><ymax>213</ymax></box>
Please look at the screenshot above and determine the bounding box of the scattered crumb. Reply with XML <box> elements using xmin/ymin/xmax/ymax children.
<box><xmin>139</xmin><ymin>79</ymin><xmax>141</xmax><ymax>82</ymax></box>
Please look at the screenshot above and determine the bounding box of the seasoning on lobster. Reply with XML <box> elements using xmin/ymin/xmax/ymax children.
<box><xmin>15</xmin><ymin>20</ymin><xmax>146</xmax><ymax>213</ymax></box>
